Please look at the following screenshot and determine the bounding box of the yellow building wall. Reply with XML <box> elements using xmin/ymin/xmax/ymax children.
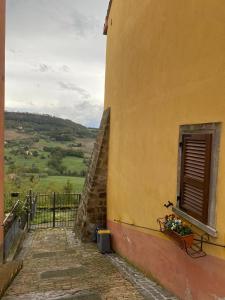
<box><xmin>104</xmin><ymin>0</ymin><xmax>225</xmax><ymax>260</ymax></box>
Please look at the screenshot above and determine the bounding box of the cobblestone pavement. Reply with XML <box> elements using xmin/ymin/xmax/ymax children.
<box><xmin>3</xmin><ymin>228</ymin><xmax>177</xmax><ymax>300</ymax></box>
<box><xmin>107</xmin><ymin>255</ymin><xmax>177</xmax><ymax>300</ymax></box>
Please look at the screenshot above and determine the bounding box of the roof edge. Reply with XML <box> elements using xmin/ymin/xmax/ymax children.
<box><xmin>103</xmin><ymin>0</ymin><xmax>113</xmax><ymax>35</ymax></box>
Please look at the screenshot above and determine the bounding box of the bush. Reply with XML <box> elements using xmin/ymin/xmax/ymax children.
<box><xmin>43</xmin><ymin>146</ymin><xmax>84</xmax><ymax>158</ymax></box>
<box><xmin>33</xmin><ymin>150</ymin><xmax>39</xmax><ymax>157</ymax></box>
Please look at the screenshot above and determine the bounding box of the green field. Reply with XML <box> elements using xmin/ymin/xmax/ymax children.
<box><xmin>5</xmin><ymin>176</ymin><xmax>85</xmax><ymax>195</ymax></box>
<box><xmin>62</xmin><ymin>157</ymin><xmax>86</xmax><ymax>173</ymax></box>
<box><xmin>4</xmin><ymin>112</ymin><xmax>96</xmax><ymax>213</ymax></box>
<box><xmin>5</xmin><ymin>150</ymin><xmax>86</xmax><ymax>175</ymax></box>
<box><xmin>33</xmin><ymin>176</ymin><xmax>85</xmax><ymax>193</ymax></box>
<box><xmin>34</xmin><ymin>138</ymin><xmax>72</xmax><ymax>149</ymax></box>
<box><xmin>4</xmin><ymin>175</ymin><xmax>85</xmax><ymax>213</ymax></box>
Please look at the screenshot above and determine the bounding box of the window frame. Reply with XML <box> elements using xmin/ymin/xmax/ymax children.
<box><xmin>173</xmin><ymin>123</ymin><xmax>221</xmax><ymax>237</ymax></box>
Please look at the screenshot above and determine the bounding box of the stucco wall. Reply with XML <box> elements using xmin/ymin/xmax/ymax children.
<box><xmin>0</xmin><ymin>0</ymin><xmax>5</xmax><ymax>262</ymax></box>
<box><xmin>104</xmin><ymin>0</ymin><xmax>225</xmax><ymax>298</ymax></box>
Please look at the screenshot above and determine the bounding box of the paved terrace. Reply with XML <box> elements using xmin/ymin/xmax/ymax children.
<box><xmin>2</xmin><ymin>228</ymin><xmax>177</xmax><ymax>300</ymax></box>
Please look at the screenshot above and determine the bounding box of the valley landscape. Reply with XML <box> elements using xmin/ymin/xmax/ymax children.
<box><xmin>4</xmin><ymin>112</ymin><xmax>97</xmax><ymax>211</ymax></box>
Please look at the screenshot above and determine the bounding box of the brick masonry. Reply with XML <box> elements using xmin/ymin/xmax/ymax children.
<box><xmin>75</xmin><ymin>108</ymin><xmax>110</xmax><ymax>241</ymax></box>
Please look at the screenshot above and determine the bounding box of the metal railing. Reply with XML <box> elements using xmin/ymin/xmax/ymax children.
<box><xmin>31</xmin><ymin>192</ymin><xmax>81</xmax><ymax>229</ymax></box>
<box><xmin>2</xmin><ymin>191</ymin><xmax>81</xmax><ymax>262</ymax></box>
<box><xmin>2</xmin><ymin>192</ymin><xmax>36</xmax><ymax>262</ymax></box>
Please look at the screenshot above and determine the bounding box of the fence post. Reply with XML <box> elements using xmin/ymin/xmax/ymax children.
<box><xmin>53</xmin><ymin>192</ymin><xmax>56</xmax><ymax>228</ymax></box>
<box><xmin>78</xmin><ymin>193</ymin><xmax>81</xmax><ymax>204</ymax></box>
<box><xmin>27</xmin><ymin>190</ymin><xmax>32</xmax><ymax>231</ymax></box>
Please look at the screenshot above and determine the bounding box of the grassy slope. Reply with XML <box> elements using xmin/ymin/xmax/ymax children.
<box><xmin>62</xmin><ymin>157</ymin><xmax>86</xmax><ymax>173</ymax></box>
<box><xmin>4</xmin><ymin>113</ymin><xmax>95</xmax><ymax>203</ymax></box>
<box><xmin>5</xmin><ymin>147</ymin><xmax>86</xmax><ymax>174</ymax></box>
<box><xmin>33</xmin><ymin>176</ymin><xmax>85</xmax><ymax>193</ymax></box>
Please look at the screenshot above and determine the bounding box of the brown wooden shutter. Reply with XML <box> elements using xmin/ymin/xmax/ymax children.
<box><xmin>180</xmin><ymin>134</ymin><xmax>212</xmax><ymax>224</ymax></box>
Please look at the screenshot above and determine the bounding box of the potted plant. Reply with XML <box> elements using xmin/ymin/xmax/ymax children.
<box><xmin>158</xmin><ymin>214</ymin><xmax>194</xmax><ymax>248</ymax></box>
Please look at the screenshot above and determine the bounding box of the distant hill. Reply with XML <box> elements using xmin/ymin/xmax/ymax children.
<box><xmin>5</xmin><ymin>112</ymin><xmax>98</xmax><ymax>141</ymax></box>
<box><xmin>4</xmin><ymin>112</ymin><xmax>97</xmax><ymax>197</ymax></box>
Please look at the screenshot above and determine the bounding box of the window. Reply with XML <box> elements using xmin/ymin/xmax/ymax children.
<box><xmin>179</xmin><ymin>133</ymin><xmax>212</xmax><ymax>224</ymax></box>
<box><xmin>173</xmin><ymin>123</ymin><xmax>221</xmax><ymax>237</ymax></box>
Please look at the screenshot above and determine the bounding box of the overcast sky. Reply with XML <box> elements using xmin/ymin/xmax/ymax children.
<box><xmin>6</xmin><ymin>0</ymin><xmax>108</xmax><ymax>127</ymax></box>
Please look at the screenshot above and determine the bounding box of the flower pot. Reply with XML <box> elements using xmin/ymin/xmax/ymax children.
<box><xmin>168</xmin><ymin>230</ymin><xmax>194</xmax><ymax>248</ymax></box>
<box><xmin>175</xmin><ymin>232</ymin><xmax>194</xmax><ymax>248</ymax></box>
<box><xmin>157</xmin><ymin>216</ymin><xmax>194</xmax><ymax>249</ymax></box>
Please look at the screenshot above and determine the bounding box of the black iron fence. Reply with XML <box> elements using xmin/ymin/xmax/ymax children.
<box><xmin>2</xmin><ymin>191</ymin><xmax>81</xmax><ymax>262</ymax></box>
<box><xmin>31</xmin><ymin>192</ymin><xmax>81</xmax><ymax>229</ymax></box>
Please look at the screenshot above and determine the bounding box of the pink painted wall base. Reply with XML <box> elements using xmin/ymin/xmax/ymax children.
<box><xmin>108</xmin><ymin>220</ymin><xmax>225</xmax><ymax>300</ymax></box>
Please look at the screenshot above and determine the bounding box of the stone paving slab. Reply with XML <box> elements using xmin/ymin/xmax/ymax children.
<box><xmin>3</xmin><ymin>229</ymin><xmax>144</xmax><ymax>300</ymax></box>
<box><xmin>2</xmin><ymin>229</ymin><xmax>177</xmax><ymax>300</ymax></box>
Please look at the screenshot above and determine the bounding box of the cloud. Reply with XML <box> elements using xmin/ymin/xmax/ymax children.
<box><xmin>38</xmin><ymin>64</ymin><xmax>52</xmax><ymax>73</ymax></box>
<box><xmin>61</xmin><ymin>100</ymin><xmax>103</xmax><ymax>127</ymax></box>
<box><xmin>58</xmin><ymin>81</ymin><xmax>90</xmax><ymax>99</ymax></box>
<box><xmin>68</xmin><ymin>10</ymin><xmax>99</xmax><ymax>37</ymax></box>
<box><xmin>7</xmin><ymin>48</ymin><xmax>23</xmax><ymax>56</ymax></box>
<box><xmin>32</xmin><ymin>64</ymin><xmax>70</xmax><ymax>73</ymax></box>
<box><xmin>72</xmin><ymin>101</ymin><xmax>103</xmax><ymax>127</ymax></box>
<box><xmin>6</xmin><ymin>0</ymin><xmax>108</xmax><ymax>128</ymax></box>
<box><xmin>60</xmin><ymin>65</ymin><xmax>70</xmax><ymax>73</ymax></box>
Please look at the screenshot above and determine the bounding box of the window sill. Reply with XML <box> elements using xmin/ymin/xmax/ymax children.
<box><xmin>172</xmin><ymin>207</ymin><xmax>217</xmax><ymax>238</ymax></box>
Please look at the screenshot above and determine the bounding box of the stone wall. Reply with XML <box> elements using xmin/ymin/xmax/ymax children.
<box><xmin>75</xmin><ymin>108</ymin><xmax>110</xmax><ymax>241</ymax></box>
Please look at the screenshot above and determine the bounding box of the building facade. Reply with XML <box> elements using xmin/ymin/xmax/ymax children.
<box><xmin>104</xmin><ymin>1</ymin><xmax>225</xmax><ymax>299</ymax></box>
<box><xmin>0</xmin><ymin>0</ymin><xmax>5</xmax><ymax>263</ymax></box>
